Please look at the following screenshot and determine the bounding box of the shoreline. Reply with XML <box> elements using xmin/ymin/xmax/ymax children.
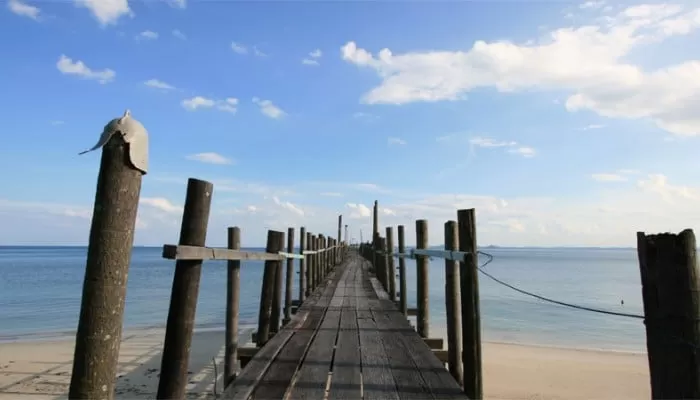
<box><xmin>0</xmin><ymin>327</ymin><xmax>650</xmax><ymax>400</ymax></box>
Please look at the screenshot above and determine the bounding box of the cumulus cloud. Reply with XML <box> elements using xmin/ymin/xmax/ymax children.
<box><xmin>252</xmin><ymin>97</ymin><xmax>286</xmax><ymax>119</ymax></box>
<box><xmin>185</xmin><ymin>152</ymin><xmax>234</xmax><ymax>165</ymax></box>
<box><xmin>56</xmin><ymin>55</ymin><xmax>115</xmax><ymax>84</ymax></box>
<box><xmin>466</xmin><ymin>136</ymin><xmax>536</xmax><ymax>158</ymax></box>
<box><xmin>182</xmin><ymin>96</ymin><xmax>238</xmax><ymax>113</ymax></box>
<box><xmin>136</xmin><ymin>30</ymin><xmax>158</xmax><ymax>40</ymax></box>
<box><xmin>341</xmin><ymin>3</ymin><xmax>700</xmax><ymax>136</ymax></box>
<box><xmin>144</xmin><ymin>79</ymin><xmax>175</xmax><ymax>90</ymax></box>
<box><xmin>302</xmin><ymin>48</ymin><xmax>323</xmax><ymax>66</ymax></box>
<box><xmin>7</xmin><ymin>0</ymin><xmax>40</xmax><ymax>20</ymax></box>
<box><xmin>74</xmin><ymin>0</ymin><xmax>131</xmax><ymax>26</ymax></box>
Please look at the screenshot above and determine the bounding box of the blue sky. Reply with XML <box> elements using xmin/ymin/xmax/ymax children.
<box><xmin>1</xmin><ymin>0</ymin><xmax>699</xmax><ymax>247</ymax></box>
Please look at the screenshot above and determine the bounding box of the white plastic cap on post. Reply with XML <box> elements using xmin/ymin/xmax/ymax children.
<box><xmin>79</xmin><ymin>110</ymin><xmax>149</xmax><ymax>174</ymax></box>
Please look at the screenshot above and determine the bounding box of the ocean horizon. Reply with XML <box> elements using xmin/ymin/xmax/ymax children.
<box><xmin>0</xmin><ymin>246</ymin><xmax>647</xmax><ymax>353</ymax></box>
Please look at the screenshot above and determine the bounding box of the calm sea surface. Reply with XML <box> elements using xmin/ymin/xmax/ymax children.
<box><xmin>0</xmin><ymin>246</ymin><xmax>646</xmax><ymax>352</ymax></box>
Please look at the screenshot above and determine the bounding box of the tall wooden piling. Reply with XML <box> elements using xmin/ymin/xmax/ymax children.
<box><xmin>283</xmin><ymin>227</ymin><xmax>295</xmax><ymax>325</ymax></box>
<box><xmin>306</xmin><ymin>232</ymin><xmax>313</xmax><ymax>296</ymax></box>
<box><xmin>256</xmin><ymin>230</ymin><xmax>284</xmax><ymax>347</ymax></box>
<box><xmin>444</xmin><ymin>221</ymin><xmax>463</xmax><ymax>385</ymax></box>
<box><xmin>415</xmin><ymin>220</ymin><xmax>430</xmax><ymax>338</ymax></box>
<box><xmin>386</xmin><ymin>227</ymin><xmax>396</xmax><ymax>300</ymax></box>
<box><xmin>373</xmin><ymin>200</ymin><xmax>379</xmax><ymax>270</ymax></box>
<box><xmin>157</xmin><ymin>178</ymin><xmax>214</xmax><ymax>400</ymax></box>
<box><xmin>338</xmin><ymin>215</ymin><xmax>343</xmax><ymax>263</ymax></box>
<box><xmin>224</xmin><ymin>227</ymin><xmax>241</xmax><ymax>386</ymax></box>
<box><xmin>270</xmin><ymin>232</ymin><xmax>286</xmax><ymax>334</ymax></box>
<box><xmin>637</xmin><ymin>229</ymin><xmax>700</xmax><ymax>399</ymax></box>
<box><xmin>376</xmin><ymin>237</ymin><xmax>387</xmax><ymax>289</ymax></box>
<box><xmin>319</xmin><ymin>235</ymin><xmax>325</xmax><ymax>279</ymax></box>
<box><xmin>457</xmin><ymin>209</ymin><xmax>482</xmax><ymax>399</ymax></box>
<box><xmin>310</xmin><ymin>234</ymin><xmax>317</xmax><ymax>291</ymax></box>
<box><xmin>299</xmin><ymin>227</ymin><xmax>307</xmax><ymax>302</ymax></box>
<box><xmin>397</xmin><ymin>225</ymin><xmax>408</xmax><ymax>316</ymax></box>
<box><xmin>69</xmin><ymin>129</ymin><xmax>144</xmax><ymax>400</ymax></box>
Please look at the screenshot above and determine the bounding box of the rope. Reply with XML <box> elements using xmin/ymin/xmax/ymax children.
<box><xmin>475</xmin><ymin>251</ymin><xmax>645</xmax><ymax>319</ymax></box>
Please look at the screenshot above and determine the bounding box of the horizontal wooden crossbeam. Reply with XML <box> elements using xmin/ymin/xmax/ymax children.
<box><xmin>162</xmin><ymin>244</ymin><xmax>340</xmax><ymax>261</ymax></box>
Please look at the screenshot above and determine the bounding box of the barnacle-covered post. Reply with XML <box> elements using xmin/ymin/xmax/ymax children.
<box><xmin>69</xmin><ymin>110</ymin><xmax>148</xmax><ymax>400</ymax></box>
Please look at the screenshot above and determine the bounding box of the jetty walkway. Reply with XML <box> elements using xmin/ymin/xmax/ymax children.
<box><xmin>224</xmin><ymin>251</ymin><xmax>467</xmax><ymax>399</ymax></box>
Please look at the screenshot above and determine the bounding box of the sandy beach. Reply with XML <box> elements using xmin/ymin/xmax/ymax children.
<box><xmin>0</xmin><ymin>328</ymin><xmax>649</xmax><ymax>400</ymax></box>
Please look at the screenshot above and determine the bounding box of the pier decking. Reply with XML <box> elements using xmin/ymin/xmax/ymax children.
<box><xmin>225</xmin><ymin>252</ymin><xmax>467</xmax><ymax>400</ymax></box>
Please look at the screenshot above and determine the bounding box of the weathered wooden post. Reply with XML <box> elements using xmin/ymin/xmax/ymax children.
<box><xmin>457</xmin><ymin>208</ymin><xmax>482</xmax><ymax>399</ymax></box>
<box><xmin>445</xmin><ymin>221</ymin><xmax>463</xmax><ymax>385</ymax></box>
<box><xmin>299</xmin><ymin>227</ymin><xmax>307</xmax><ymax>302</ymax></box>
<box><xmin>310</xmin><ymin>234</ymin><xmax>317</xmax><ymax>291</ymax></box>
<box><xmin>373</xmin><ymin>200</ymin><xmax>379</xmax><ymax>271</ymax></box>
<box><xmin>386</xmin><ymin>227</ymin><xmax>396</xmax><ymax>300</ymax></box>
<box><xmin>376</xmin><ymin>237</ymin><xmax>386</xmax><ymax>288</ymax></box>
<box><xmin>416</xmin><ymin>219</ymin><xmax>430</xmax><ymax>338</ymax></box>
<box><xmin>256</xmin><ymin>230</ymin><xmax>284</xmax><ymax>347</ymax></box>
<box><xmin>70</xmin><ymin>111</ymin><xmax>148</xmax><ymax>400</ymax></box>
<box><xmin>637</xmin><ymin>229</ymin><xmax>700</xmax><ymax>399</ymax></box>
<box><xmin>283</xmin><ymin>227</ymin><xmax>295</xmax><ymax>325</ymax></box>
<box><xmin>270</xmin><ymin>231</ymin><xmax>286</xmax><ymax>334</ymax></box>
<box><xmin>398</xmin><ymin>225</ymin><xmax>408</xmax><ymax>316</ymax></box>
<box><xmin>338</xmin><ymin>215</ymin><xmax>343</xmax><ymax>264</ymax></box>
<box><xmin>319</xmin><ymin>235</ymin><xmax>325</xmax><ymax>280</ymax></box>
<box><xmin>157</xmin><ymin>178</ymin><xmax>214</xmax><ymax>400</ymax></box>
<box><xmin>306</xmin><ymin>232</ymin><xmax>313</xmax><ymax>296</ymax></box>
<box><xmin>224</xmin><ymin>227</ymin><xmax>241</xmax><ymax>386</ymax></box>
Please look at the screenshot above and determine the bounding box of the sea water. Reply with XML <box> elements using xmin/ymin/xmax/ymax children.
<box><xmin>0</xmin><ymin>246</ymin><xmax>646</xmax><ymax>352</ymax></box>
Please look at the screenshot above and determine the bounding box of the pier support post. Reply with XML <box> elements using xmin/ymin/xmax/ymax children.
<box><xmin>386</xmin><ymin>227</ymin><xmax>396</xmax><ymax>300</ymax></box>
<box><xmin>458</xmin><ymin>209</ymin><xmax>483</xmax><ymax>400</ymax></box>
<box><xmin>637</xmin><ymin>229</ymin><xmax>700</xmax><ymax>399</ymax></box>
<box><xmin>445</xmin><ymin>221</ymin><xmax>463</xmax><ymax>386</ymax></box>
<box><xmin>270</xmin><ymin>232</ymin><xmax>286</xmax><ymax>335</ymax></box>
<box><xmin>69</xmin><ymin>115</ymin><xmax>146</xmax><ymax>400</ymax></box>
<box><xmin>224</xmin><ymin>227</ymin><xmax>241</xmax><ymax>386</ymax></box>
<box><xmin>299</xmin><ymin>227</ymin><xmax>307</xmax><ymax>302</ymax></box>
<box><xmin>306</xmin><ymin>232</ymin><xmax>313</xmax><ymax>296</ymax></box>
<box><xmin>256</xmin><ymin>230</ymin><xmax>284</xmax><ymax>346</ymax></box>
<box><xmin>283</xmin><ymin>227</ymin><xmax>295</xmax><ymax>325</ymax></box>
<box><xmin>157</xmin><ymin>178</ymin><xmax>214</xmax><ymax>400</ymax></box>
<box><xmin>416</xmin><ymin>220</ymin><xmax>430</xmax><ymax>338</ymax></box>
<box><xmin>398</xmin><ymin>225</ymin><xmax>408</xmax><ymax>316</ymax></box>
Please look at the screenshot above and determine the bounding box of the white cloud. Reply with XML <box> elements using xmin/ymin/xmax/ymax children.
<box><xmin>144</xmin><ymin>79</ymin><xmax>175</xmax><ymax>90</ymax></box>
<box><xmin>469</xmin><ymin>136</ymin><xmax>517</xmax><ymax>148</ymax></box>
<box><xmin>253</xmin><ymin>46</ymin><xmax>268</xmax><ymax>57</ymax></box>
<box><xmin>252</xmin><ymin>97</ymin><xmax>286</xmax><ymax>119</ymax></box>
<box><xmin>341</xmin><ymin>4</ymin><xmax>700</xmax><ymax>136</ymax></box>
<box><xmin>172</xmin><ymin>29</ymin><xmax>186</xmax><ymax>40</ymax></box>
<box><xmin>346</xmin><ymin>203</ymin><xmax>371</xmax><ymax>219</ymax></box>
<box><xmin>320</xmin><ymin>192</ymin><xmax>343</xmax><ymax>197</ymax></box>
<box><xmin>140</xmin><ymin>197</ymin><xmax>182</xmax><ymax>214</ymax></box>
<box><xmin>167</xmin><ymin>0</ymin><xmax>186</xmax><ymax>8</ymax></box>
<box><xmin>137</xmin><ymin>30</ymin><xmax>158</xmax><ymax>40</ymax></box>
<box><xmin>272</xmin><ymin>196</ymin><xmax>304</xmax><ymax>216</ymax></box>
<box><xmin>182</xmin><ymin>96</ymin><xmax>238</xmax><ymax>113</ymax></box>
<box><xmin>302</xmin><ymin>48</ymin><xmax>323</xmax><ymax>66</ymax></box>
<box><xmin>508</xmin><ymin>146</ymin><xmax>537</xmax><ymax>158</ymax></box>
<box><xmin>231</xmin><ymin>42</ymin><xmax>247</xmax><ymax>54</ymax></box>
<box><xmin>8</xmin><ymin>0</ymin><xmax>40</xmax><ymax>20</ymax></box>
<box><xmin>467</xmin><ymin>136</ymin><xmax>536</xmax><ymax>157</ymax></box>
<box><xmin>185</xmin><ymin>152</ymin><xmax>234</xmax><ymax>165</ymax></box>
<box><xmin>388</xmin><ymin>137</ymin><xmax>407</xmax><ymax>146</ymax></box>
<box><xmin>56</xmin><ymin>55</ymin><xmax>115</xmax><ymax>84</ymax></box>
<box><xmin>74</xmin><ymin>0</ymin><xmax>131</xmax><ymax>26</ymax></box>
<box><xmin>580</xmin><ymin>0</ymin><xmax>606</xmax><ymax>10</ymax></box>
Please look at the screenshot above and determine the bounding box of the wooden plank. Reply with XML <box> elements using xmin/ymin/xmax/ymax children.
<box><xmin>162</xmin><ymin>244</ymin><xmax>286</xmax><ymax>261</ymax></box>
<box><xmin>222</xmin><ymin>265</ymin><xmax>341</xmax><ymax>400</ymax></box>
<box><xmin>357</xmin><ymin>298</ymin><xmax>400</xmax><ymax>399</ymax></box>
<box><xmin>328</xmin><ymin>263</ymin><xmax>363</xmax><ymax>399</ymax></box>
<box><xmin>250</xmin><ymin>263</ymin><xmax>345</xmax><ymax>399</ymax></box>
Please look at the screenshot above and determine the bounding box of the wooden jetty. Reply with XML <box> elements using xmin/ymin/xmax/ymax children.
<box><xmin>67</xmin><ymin>112</ymin><xmax>700</xmax><ymax>400</ymax></box>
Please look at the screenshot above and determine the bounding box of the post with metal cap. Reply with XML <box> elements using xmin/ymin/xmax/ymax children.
<box><xmin>398</xmin><ymin>225</ymin><xmax>408</xmax><ymax>316</ymax></box>
<box><xmin>386</xmin><ymin>227</ymin><xmax>396</xmax><ymax>300</ymax></box>
<box><xmin>445</xmin><ymin>220</ymin><xmax>463</xmax><ymax>385</ymax></box>
<box><xmin>283</xmin><ymin>227</ymin><xmax>295</xmax><ymax>325</ymax></box>
<box><xmin>69</xmin><ymin>111</ymin><xmax>148</xmax><ymax>400</ymax></box>
<box><xmin>637</xmin><ymin>229</ymin><xmax>700</xmax><ymax>399</ymax></box>
<box><xmin>416</xmin><ymin>219</ymin><xmax>430</xmax><ymax>338</ymax></box>
<box><xmin>458</xmin><ymin>209</ymin><xmax>482</xmax><ymax>399</ymax></box>
<box><xmin>299</xmin><ymin>227</ymin><xmax>307</xmax><ymax>302</ymax></box>
<box><xmin>270</xmin><ymin>232</ymin><xmax>286</xmax><ymax>335</ymax></box>
<box><xmin>157</xmin><ymin>178</ymin><xmax>214</xmax><ymax>400</ymax></box>
<box><xmin>224</xmin><ymin>227</ymin><xmax>241</xmax><ymax>386</ymax></box>
<box><xmin>256</xmin><ymin>230</ymin><xmax>284</xmax><ymax>347</ymax></box>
